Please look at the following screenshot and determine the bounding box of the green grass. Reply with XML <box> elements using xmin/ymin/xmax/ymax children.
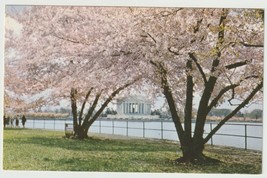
<box><xmin>3</xmin><ymin>128</ymin><xmax>262</xmax><ymax>173</ymax></box>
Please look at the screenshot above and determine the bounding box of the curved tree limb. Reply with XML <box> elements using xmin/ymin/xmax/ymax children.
<box><xmin>150</xmin><ymin>60</ymin><xmax>185</xmax><ymax>145</ymax></box>
<box><xmin>146</xmin><ymin>32</ymin><xmax>157</xmax><ymax>44</ymax></box>
<box><xmin>78</xmin><ymin>87</ymin><xmax>94</xmax><ymax>126</ymax></box>
<box><xmin>207</xmin><ymin>75</ymin><xmax>259</xmax><ymax>112</ymax></box>
<box><xmin>204</xmin><ymin>81</ymin><xmax>263</xmax><ymax>144</ymax></box>
<box><xmin>207</xmin><ymin>84</ymin><xmax>239</xmax><ymax>114</ymax></box>
<box><xmin>240</xmin><ymin>42</ymin><xmax>263</xmax><ymax>48</ymax></box>
<box><xmin>70</xmin><ymin>87</ymin><xmax>78</xmax><ymax>132</ymax></box>
<box><xmin>193</xmin><ymin>8</ymin><xmax>229</xmax><ymax>142</ymax></box>
<box><xmin>225</xmin><ymin>59</ymin><xmax>252</xmax><ymax>70</ymax></box>
<box><xmin>184</xmin><ymin>59</ymin><xmax>194</xmax><ymax>145</ymax></box>
<box><xmin>51</xmin><ymin>32</ymin><xmax>91</xmax><ymax>46</ymax></box>
<box><xmin>81</xmin><ymin>90</ymin><xmax>103</xmax><ymax>129</ymax></box>
<box><xmin>87</xmin><ymin>77</ymin><xmax>141</xmax><ymax>127</ymax></box>
<box><xmin>188</xmin><ymin>52</ymin><xmax>207</xmax><ymax>84</ymax></box>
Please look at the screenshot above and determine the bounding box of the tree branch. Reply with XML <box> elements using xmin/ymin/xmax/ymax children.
<box><xmin>70</xmin><ymin>88</ymin><xmax>78</xmax><ymax>132</ymax></box>
<box><xmin>210</xmin><ymin>9</ymin><xmax>228</xmax><ymax>73</ymax></box>
<box><xmin>207</xmin><ymin>75</ymin><xmax>259</xmax><ymax>113</ymax></box>
<box><xmin>85</xmin><ymin>91</ymin><xmax>102</xmax><ymax>120</ymax></box>
<box><xmin>188</xmin><ymin>52</ymin><xmax>207</xmax><ymax>84</ymax></box>
<box><xmin>87</xmin><ymin>77</ymin><xmax>141</xmax><ymax>126</ymax></box>
<box><xmin>168</xmin><ymin>47</ymin><xmax>182</xmax><ymax>55</ymax></box>
<box><xmin>159</xmin><ymin>8</ymin><xmax>183</xmax><ymax>17</ymax></box>
<box><xmin>193</xmin><ymin>9</ymin><xmax>228</xmax><ymax>141</ymax></box>
<box><xmin>81</xmin><ymin>90</ymin><xmax>103</xmax><ymax>129</ymax></box>
<box><xmin>51</xmin><ymin>32</ymin><xmax>90</xmax><ymax>46</ymax></box>
<box><xmin>150</xmin><ymin>60</ymin><xmax>185</xmax><ymax>145</ymax></box>
<box><xmin>207</xmin><ymin>84</ymin><xmax>238</xmax><ymax>113</ymax></box>
<box><xmin>146</xmin><ymin>32</ymin><xmax>157</xmax><ymax>44</ymax></box>
<box><xmin>78</xmin><ymin>87</ymin><xmax>93</xmax><ymax>126</ymax></box>
<box><xmin>184</xmin><ymin>59</ymin><xmax>194</xmax><ymax>143</ymax></box>
<box><xmin>240</xmin><ymin>42</ymin><xmax>263</xmax><ymax>48</ymax></box>
<box><xmin>193</xmin><ymin>18</ymin><xmax>203</xmax><ymax>33</ymax></box>
<box><xmin>204</xmin><ymin>81</ymin><xmax>263</xmax><ymax>144</ymax></box>
<box><xmin>225</xmin><ymin>59</ymin><xmax>252</xmax><ymax>70</ymax></box>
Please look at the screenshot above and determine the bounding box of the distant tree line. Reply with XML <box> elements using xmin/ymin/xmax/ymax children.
<box><xmin>208</xmin><ymin>108</ymin><xmax>262</xmax><ymax>119</ymax></box>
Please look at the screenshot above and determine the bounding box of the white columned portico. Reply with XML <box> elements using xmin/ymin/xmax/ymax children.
<box><xmin>109</xmin><ymin>95</ymin><xmax>159</xmax><ymax>120</ymax></box>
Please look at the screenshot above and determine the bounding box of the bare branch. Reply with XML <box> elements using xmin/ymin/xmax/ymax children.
<box><xmin>225</xmin><ymin>59</ymin><xmax>252</xmax><ymax>70</ymax></box>
<box><xmin>207</xmin><ymin>75</ymin><xmax>259</xmax><ymax>113</ymax></box>
<box><xmin>188</xmin><ymin>52</ymin><xmax>207</xmax><ymax>84</ymax></box>
<box><xmin>193</xmin><ymin>18</ymin><xmax>203</xmax><ymax>33</ymax></box>
<box><xmin>207</xmin><ymin>84</ymin><xmax>238</xmax><ymax>114</ymax></box>
<box><xmin>240</xmin><ymin>42</ymin><xmax>263</xmax><ymax>48</ymax></box>
<box><xmin>87</xmin><ymin>77</ymin><xmax>141</xmax><ymax>126</ymax></box>
<box><xmin>204</xmin><ymin>81</ymin><xmax>263</xmax><ymax>144</ymax></box>
<box><xmin>210</xmin><ymin>9</ymin><xmax>228</xmax><ymax>73</ymax></box>
<box><xmin>159</xmin><ymin>8</ymin><xmax>183</xmax><ymax>17</ymax></box>
<box><xmin>78</xmin><ymin>87</ymin><xmax>94</xmax><ymax>125</ymax></box>
<box><xmin>81</xmin><ymin>90</ymin><xmax>103</xmax><ymax>129</ymax></box>
<box><xmin>146</xmin><ymin>32</ymin><xmax>157</xmax><ymax>44</ymax></box>
<box><xmin>51</xmin><ymin>32</ymin><xmax>91</xmax><ymax>46</ymax></box>
<box><xmin>70</xmin><ymin>88</ymin><xmax>78</xmax><ymax>131</ymax></box>
<box><xmin>150</xmin><ymin>60</ymin><xmax>185</xmax><ymax>143</ymax></box>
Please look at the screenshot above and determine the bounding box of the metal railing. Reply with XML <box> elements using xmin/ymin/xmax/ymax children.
<box><xmin>207</xmin><ymin>122</ymin><xmax>262</xmax><ymax>150</ymax></box>
<box><xmin>6</xmin><ymin>118</ymin><xmax>262</xmax><ymax>151</ymax></box>
<box><xmin>88</xmin><ymin>119</ymin><xmax>263</xmax><ymax>151</ymax></box>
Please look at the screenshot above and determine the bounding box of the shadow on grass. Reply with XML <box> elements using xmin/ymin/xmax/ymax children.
<box><xmin>4</xmin><ymin>133</ymin><xmax>178</xmax><ymax>153</ymax></box>
<box><xmin>3</xmin><ymin>129</ymin><xmax>262</xmax><ymax>173</ymax></box>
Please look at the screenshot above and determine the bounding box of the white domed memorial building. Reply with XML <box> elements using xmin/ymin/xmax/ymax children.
<box><xmin>107</xmin><ymin>95</ymin><xmax>160</xmax><ymax>120</ymax></box>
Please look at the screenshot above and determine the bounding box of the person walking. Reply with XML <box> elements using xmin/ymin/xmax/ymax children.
<box><xmin>10</xmin><ymin>116</ymin><xmax>14</xmax><ymax>128</ymax></box>
<box><xmin>7</xmin><ymin>116</ymin><xmax>10</xmax><ymax>127</ymax></box>
<box><xmin>22</xmin><ymin>115</ymin><xmax>27</xmax><ymax>128</ymax></box>
<box><xmin>3</xmin><ymin>115</ymin><xmax>7</xmax><ymax>128</ymax></box>
<box><xmin>15</xmin><ymin>115</ymin><xmax>19</xmax><ymax>128</ymax></box>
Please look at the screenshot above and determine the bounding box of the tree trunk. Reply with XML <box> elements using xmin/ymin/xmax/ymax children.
<box><xmin>180</xmin><ymin>144</ymin><xmax>203</xmax><ymax>162</ymax></box>
<box><xmin>182</xmin><ymin>59</ymin><xmax>194</xmax><ymax>157</ymax></box>
<box><xmin>70</xmin><ymin>78</ymin><xmax>140</xmax><ymax>139</ymax></box>
<box><xmin>70</xmin><ymin>88</ymin><xmax>78</xmax><ymax>134</ymax></box>
<box><xmin>75</xmin><ymin>125</ymin><xmax>89</xmax><ymax>139</ymax></box>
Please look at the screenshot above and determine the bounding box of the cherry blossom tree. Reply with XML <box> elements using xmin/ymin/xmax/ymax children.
<box><xmin>136</xmin><ymin>8</ymin><xmax>263</xmax><ymax>163</ymax></box>
<box><xmin>5</xmin><ymin>6</ymin><xmax>145</xmax><ymax>138</ymax></box>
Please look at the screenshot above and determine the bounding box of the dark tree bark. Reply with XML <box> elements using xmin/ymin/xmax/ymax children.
<box><xmin>150</xmin><ymin>9</ymin><xmax>262</xmax><ymax>163</ymax></box>
<box><xmin>150</xmin><ymin>60</ymin><xmax>185</xmax><ymax>145</ymax></box>
<box><xmin>70</xmin><ymin>78</ymin><xmax>139</xmax><ymax>139</ymax></box>
<box><xmin>70</xmin><ymin>88</ymin><xmax>78</xmax><ymax>133</ymax></box>
<box><xmin>181</xmin><ymin>58</ymin><xmax>194</xmax><ymax>162</ymax></box>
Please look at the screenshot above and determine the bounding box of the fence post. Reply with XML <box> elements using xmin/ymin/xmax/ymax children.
<box><xmin>112</xmin><ymin>120</ymin><xmax>114</xmax><ymax>135</ymax></box>
<box><xmin>161</xmin><ymin>120</ymin><xmax>163</xmax><ymax>139</ymax></box>
<box><xmin>99</xmin><ymin>120</ymin><xmax>101</xmax><ymax>133</ymax></box>
<box><xmin>245</xmin><ymin>124</ymin><xmax>247</xmax><ymax>150</ymax></box>
<box><xmin>54</xmin><ymin>118</ymin><xmax>56</xmax><ymax>130</ymax></box>
<box><xmin>44</xmin><ymin>119</ymin><xmax>45</xmax><ymax>129</ymax></box>
<box><xmin>126</xmin><ymin>120</ymin><xmax>129</xmax><ymax>136</ymax></box>
<box><xmin>33</xmin><ymin>118</ymin><xmax>35</xmax><ymax>129</ymax></box>
<box><xmin>143</xmin><ymin>121</ymin><xmax>145</xmax><ymax>138</ymax></box>
<box><xmin>210</xmin><ymin>123</ymin><xmax>213</xmax><ymax>146</ymax></box>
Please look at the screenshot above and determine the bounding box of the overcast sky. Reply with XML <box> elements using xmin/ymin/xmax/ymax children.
<box><xmin>4</xmin><ymin>5</ymin><xmax>263</xmax><ymax>113</ymax></box>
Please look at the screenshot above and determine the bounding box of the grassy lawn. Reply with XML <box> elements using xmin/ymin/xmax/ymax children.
<box><xmin>3</xmin><ymin>128</ymin><xmax>262</xmax><ymax>173</ymax></box>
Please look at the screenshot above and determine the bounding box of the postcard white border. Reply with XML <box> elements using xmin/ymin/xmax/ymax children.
<box><xmin>0</xmin><ymin>0</ymin><xmax>266</xmax><ymax>178</ymax></box>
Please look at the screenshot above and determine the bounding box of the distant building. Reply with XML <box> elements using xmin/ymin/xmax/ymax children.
<box><xmin>107</xmin><ymin>95</ymin><xmax>159</xmax><ymax>119</ymax></box>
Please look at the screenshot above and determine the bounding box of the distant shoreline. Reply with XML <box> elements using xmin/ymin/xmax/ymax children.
<box><xmin>23</xmin><ymin>116</ymin><xmax>263</xmax><ymax>124</ymax></box>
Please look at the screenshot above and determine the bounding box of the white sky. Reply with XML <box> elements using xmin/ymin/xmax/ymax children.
<box><xmin>5</xmin><ymin>16</ymin><xmax>22</xmax><ymax>36</ymax></box>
